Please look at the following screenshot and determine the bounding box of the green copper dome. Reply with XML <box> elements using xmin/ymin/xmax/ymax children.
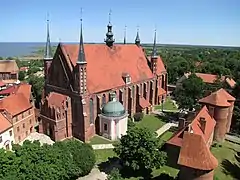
<box><xmin>101</xmin><ymin>93</ymin><xmax>125</xmax><ymax>117</ymax></box>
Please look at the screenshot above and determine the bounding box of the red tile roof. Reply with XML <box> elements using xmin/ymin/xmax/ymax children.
<box><xmin>62</xmin><ymin>44</ymin><xmax>165</xmax><ymax>93</ymax></box>
<box><xmin>139</xmin><ymin>97</ymin><xmax>151</xmax><ymax>109</ymax></box>
<box><xmin>167</xmin><ymin>106</ymin><xmax>216</xmax><ymax>147</ymax></box>
<box><xmin>158</xmin><ymin>88</ymin><xmax>166</xmax><ymax>96</ymax></box>
<box><xmin>178</xmin><ymin>132</ymin><xmax>218</xmax><ymax>170</ymax></box>
<box><xmin>0</xmin><ymin>81</ymin><xmax>5</xmax><ymax>87</ymax></box>
<box><xmin>15</xmin><ymin>83</ymin><xmax>32</xmax><ymax>101</ymax></box>
<box><xmin>147</xmin><ymin>56</ymin><xmax>166</xmax><ymax>75</ymax></box>
<box><xmin>195</xmin><ymin>73</ymin><xmax>223</xmax><ymax>84</ymax></box>
<box><xmin>0</xmin><ymin>86</ymin><xmax>16</xmax><ymax>95</ymax></box>
<box><xmin>0</xmin><ymin>93</ymin><xmax>32</xmax><ymax>116</ymax></box>
<box><xmin>225</xmin><ymin>77</ymin><xmax>236</xmax><ymax>88</ymax></box>
<box><xmin>47</xmin><ymin>92</ymin><xmax>67</xmax><ymax>108</ymax></box>
<box><xmin>0</xmin><ymin>60</ymin><xmax>19</xmax><ymax>73</ymax></box>
<box><xmin>217</xmin><ymin>88</ymin><xmax>235</xmax><ymax>101</ymax></box>
<box><xmin>199</xmin><ymin>88</ymin><xmax>233</xmax><ymax>107</ymax></box>
<box><xmin>0</xmin><ymin>113</ymin><xmax>12</xmax><ymax>133</ymax></box>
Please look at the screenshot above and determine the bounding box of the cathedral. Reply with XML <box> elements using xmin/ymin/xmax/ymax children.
<box><xmin>39</xmin><ymin>16</ymin><xmax>168</xmax><ymax>142</ymax></box>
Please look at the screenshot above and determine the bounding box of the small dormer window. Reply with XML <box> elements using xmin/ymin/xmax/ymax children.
<box><xmin>122</xmin><ymin>72</ymin><xmax>131</xmax><ymax>85</ymax></box>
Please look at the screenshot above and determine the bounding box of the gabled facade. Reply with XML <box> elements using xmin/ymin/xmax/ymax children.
<box><xmin>0</xmin><ymin>113</ymin><xmax>14</xmax><ymax>150</ymax></box>
<box><xmin>40</xmin><ymin>17</ymin><xmax>168</xmax><ymax>142</ymax></box>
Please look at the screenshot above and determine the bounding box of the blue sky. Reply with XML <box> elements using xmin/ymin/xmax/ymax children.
<box><xmin>0</xmin><ymin>0</ymin><xmax>240</xmax><ymax>46</ymax></box>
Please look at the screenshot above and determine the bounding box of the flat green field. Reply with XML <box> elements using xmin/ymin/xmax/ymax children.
<box><xmin>212</xmin><ymin>141</ymin><xmax>240</xmax><ymax>180</ymax></box>
<box><xmin>135</xmin><ymin>114</ymin><xmax>165</xmax><ymax>132</ymax></box>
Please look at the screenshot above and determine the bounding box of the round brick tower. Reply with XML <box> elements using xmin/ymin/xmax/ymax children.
<box><xmin>199</xmin><ymin>89</ymin><xmax>231</xmax><ymax>142</ymax></box>
<box><xmin>216</xmin><ymin>89</ymin><xmax>236</xmax><ymax>133</ymax></box>
<box><xmin>212</xmin><ymin>105</ymin><xmax>230</xmax><ymax>142</ymax></box>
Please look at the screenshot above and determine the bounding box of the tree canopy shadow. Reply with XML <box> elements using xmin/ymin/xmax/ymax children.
<box><xmin>221</xmin><ymin>157</ymin><xmax>240</xmax><ymax>179</ymax></box>
<box><xmin>98</xmin><ymin>157</ymin><xmax>120</xmax><ymax>174</ymax></box>
<box><xmin>155</xmin><ymin>111</ymin><xmax>179</xmax><ymax>123</ymax></box>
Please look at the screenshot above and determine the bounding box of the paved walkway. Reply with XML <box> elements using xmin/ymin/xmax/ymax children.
<box><xmin>77</xmin><ymin>168</ymin><xmax>107</xmax><ymax>180</ymax></box>
<box><xmin>226</xmin><ymin>134</ymin><xmax>240</xmax><ymax>144</ymax></box>
<box><xmin>92</xmin><ymin>144</ymin><xmax>114</xmax><ymax>150</ymax></box>
<box><xmin>156</xmin><ymin>122</ymin><xmax>178</xmax><ymax>137</ymax></box>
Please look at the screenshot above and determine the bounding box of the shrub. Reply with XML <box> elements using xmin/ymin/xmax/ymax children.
<box><xmin>107</xmin><ymin>168</ymin><xmax>123</xmax><ymax>180</ymax></box>
<box><xmin>128</xmin><ymin>118</ymin><xmax>135</xmax><ymax>129</ymax></box>
<box><xmin>133</xmin><ymin>112</ymin><xmax>144</xmax><ymax>122</ymax></box>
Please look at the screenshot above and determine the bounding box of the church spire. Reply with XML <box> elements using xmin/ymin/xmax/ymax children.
<box><xmin>151</xmin><ymin>29</ymin><xmax>158</xmax><ymax>58</ymax></box>
<box><xmin>123</xmin><ymin>25</ymin><xmax>127</xmax><ymax>44</ymax></box>
<box><xmin>77</xmin><ymin>8</ymin><xmax>86</xmax><ymax>64</ymax></box>
<box><xmin>44</xmin><ymin>13</ymin><xmax>52</xmax><ymax>60</ymax></box>
<box><xmin>135</xmin><ymin>26</ymin><xmax>140</xmax><ymax>46</ymax></box>
<box><xmin>105</xmin><ymin>10</ymin><xmax>115</xmax><ymax>47</ymax></box>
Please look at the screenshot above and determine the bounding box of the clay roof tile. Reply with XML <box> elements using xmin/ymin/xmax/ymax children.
<box><xmin>62</xmin><ymin>44</ymin><xmax>160</xmax><ymax>93</ymax></box>
<box><xmin>0</xmin><ymin>113</ymin><xmax>12</xmax><ymax>133</ymax></box>
<box><xmin>0</xmin><ymin>93</ymin><xmax>32</xmax><ymax>116</ymax></box>
<box><xmin>178</xmin><ymin>132</ymin><xmax>218</xmax><ymax>170</ymax></box>
<box><xmin>199</xmin><ymin>90</ymin><xmax>231</xmax><ymax>107</ymax></box>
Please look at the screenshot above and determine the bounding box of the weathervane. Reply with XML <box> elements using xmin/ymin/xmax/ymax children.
<box><xmin>47</xmin><ymin>12</ymin><xmax>49</xmax><ymax>23</ymax></box>
<box><xmin>137</xmin><ymin>25</ymin><xmax>139</xmax><ymax>32</ymax></box>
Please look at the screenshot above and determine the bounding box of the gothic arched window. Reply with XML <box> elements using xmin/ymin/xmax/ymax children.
<box><xmin>162</xmin><ymin>75</ymin><xmax>165</xmax><ymax>89</ymax></box>
<box><xmin>89</xmin><ymin>98</ymin><xmax>94</xmax><ymax>124</ymax></box>
<box><xmin>102</xmin><ymin>94</ymin><xmax>106</xmax><ymax>107</ymax></box>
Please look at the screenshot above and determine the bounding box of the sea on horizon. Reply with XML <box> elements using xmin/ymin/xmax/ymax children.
<box><xmin>0</xmin><ymin>42</ymin><xmax>239</xmax><ymax>58</ymax></box>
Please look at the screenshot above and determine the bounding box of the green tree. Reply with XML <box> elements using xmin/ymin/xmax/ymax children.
<box><xmin>0</xmin><ymin>57</ymin><xmax>3</xmax><ymax>60</ymax></box>
<box><xmin>114</xmin><ymin>127</ymin><xmax>167</xmax><ymax>171</ymax></box>
<box><xmin>18</xmin><ymin>71</ymin><xmax>26</xmax><ymax>81</ymax></box>
<box><xmin>27</xmin><ymin>76</ymin><xmax>44</xmax><ymax>108</ymax></box>
<box><xmin>174</xmin><ymin>74</ymin><xmax>205</xmax><ymax>110</ymax></box>
<box><xmin>0</xmin><ymin>140</ymin><xmax>95</xmax><ymax>180</ymax></box>
<box><xmin>107</xmin><ymin>168</ymin><xmax>124</xmax><ymax>180</ymax></box>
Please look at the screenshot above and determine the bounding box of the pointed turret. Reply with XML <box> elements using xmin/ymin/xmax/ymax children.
<box><xmin>123</xmin><ymin>25</ymin><xmax>127</xmax><ymax>44</ymax></box>
<box><xmin>43</xmin><ymin>14</ymin><xmax>53</xmax><ymax>85</ymax></box>
<box><xmin>150</xmin><ymin>29</ymin><xmax>158</xmax><ymax>75</ymax></box>
<box><xmin>76</xmin><ymin>9</ymin><xmax>87</xmax><ymax>94</ymax></box>
<box><xmin>44</xmin><ymin>14</ymin><xmax>52</xmax><ymax>60</ymax></box>
<box><xmin>151</xmin><ymin>29</ymin><xmax>158</xmax><ymax>58</ymax></box>
<box><xmin>135</xmin><ymin>27</ymin><xmax>141</xmax><ymax>46</ymax></box>
<box><xmin>105</xmin><ymin>10</ymin><xmax>115</xmax><ymax>47</ymax></box>
<box><xmin>77</xmin><ymin>16</ymin><xmax>86</xmax><ymax>64</ymax></box>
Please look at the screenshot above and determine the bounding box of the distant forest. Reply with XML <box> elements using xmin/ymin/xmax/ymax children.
<box><xmin>27</xmin><ymin>44</ymin><xmax>240</xmax><ymax>85</ymax></box>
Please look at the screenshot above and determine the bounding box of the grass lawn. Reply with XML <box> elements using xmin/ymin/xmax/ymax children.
<box><xmin>94</xmin><ymin>149</ymin><xmax>117</xmax><ymax>165</ymax></box>
<box><xmin>155</xmin><ymin>97</ymin><xmax>178</xmax><ymax>111</ymax></box>
<box><xmin>89</xmin><ymin>135</ymin><xmax>113</xmax><ymax>145</ymax></box>
<box><xmin>159</xmin><ymin>131</ymin><xmax>174</xmax><ymax>142</ymax></box>
<box><xmin>211</xmin><ymin>141</ymin><xmax>240</xmax><ymax>180</ymax></box>
<box><xmin>135</xmin><ymin>115</ymin><xmax>165</xmax><ymax>132</ymax></box>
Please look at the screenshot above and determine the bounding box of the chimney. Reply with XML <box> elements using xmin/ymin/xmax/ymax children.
<box><xmin>188</xmin><ymin>124</ymin><xmax>193</xmax><ymax>133</ymax></box>
<box><xmin>178</xmin><ymin>117</ymin><xmax>186</xmax><ymax>130</ymax></box>
<box><xmin>122</xmin><ymin>72</ymin><xmax>131</xmax><ymax>85</ymax></box>
<box><xmin>199</xmin><ymin>117</ymin><xmax>206</xmax><ymax>133</ymax></box>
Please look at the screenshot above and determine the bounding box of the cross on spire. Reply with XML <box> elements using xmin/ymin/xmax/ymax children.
<box><xmin>80</xmin><ymin>8</ymin><xmax>83</xmax><ymax>22</ymax></box>
<box><xmin>109</xmin><ymin>9</ymin><xmax>112</xmax><ymax>23</ymax></box>
<box><xmin>77</xmin><ymin>8</ymin><xmax>86</xmax><ymax>64</ymax></box>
